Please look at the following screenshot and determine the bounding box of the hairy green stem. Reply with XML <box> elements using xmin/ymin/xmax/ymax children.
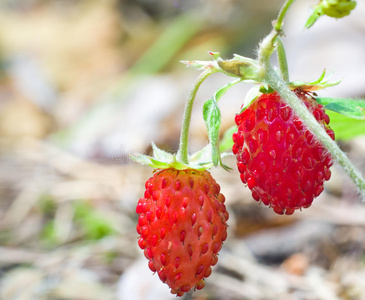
<box><xmin>276</xmin><ymin>37</ymin><xmax>290</xmax><ymax>82</ymax></box>
<box><xmin>264</xmin><ymin>66</ymin><xmax>365</xmax><ymax>199</ymax></box>
<box><xmin>258</xmin><ymin>0</ymin><xmax>296</xmax><ymax>67</ymax></box>
<box><xmin>275</xmin><ymin>0</ymin><xmax>297</xmax><ymax>32</ymax></box>
<box><xmin>178</xmin><ymin>70</ymin><xmax>215</xmax><ymax>164</ymax></box>
<box><xmin>258</xmin><ymin>29</ymin><xmax>278</xmax><ymax>67</ymax></box>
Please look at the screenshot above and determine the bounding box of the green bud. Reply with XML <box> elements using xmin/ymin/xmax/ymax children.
<box><xmin>305</xmin><ymin>0</ymin><xmax>356</xmax><ymax>28</ymax></box>
<box><xmin>320</xmin><ymin>0</ymin><xmax>356</xmax><ymax>18</ymax></box>
<box><xmin>217</xmin><ymin>59</ymin><xmax>261</xmax><ymax>80</ymax></box>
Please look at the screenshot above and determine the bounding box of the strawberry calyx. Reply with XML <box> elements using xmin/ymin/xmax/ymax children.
<box><xmin>237</xmin><ymin>69</ymin><xmax>340</xmax><ymax>115</ymax></box>
<box><xmin>288</xmin><ymin>69</ymin><xmax>341</xmax><ymax>92</ymax></box>
<box><xmin>131</xmin><ymin>142</ymin><xmax>232</xmax><ymax>171</ymax></box>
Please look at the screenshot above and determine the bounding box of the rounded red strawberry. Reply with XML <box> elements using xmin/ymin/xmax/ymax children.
<box><xmin>136</xmin><ymin>168</ymin><xmax>229</xmax><ymax>296</ymax></box>
<box><xmin>232</xmin><ymin>90</ymin><xmax>335</xmax><ymax>215</ymax></box>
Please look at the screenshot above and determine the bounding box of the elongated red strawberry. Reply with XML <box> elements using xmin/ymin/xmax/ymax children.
<box><xmin>232</xmin><ymin>90</ymin><xmax>335</xmax><ymax>215</ymax></box>
<box><xmin>136</xmin><ymin>168</ymin><xmax>229</xmax><ymax>296</ymax></box>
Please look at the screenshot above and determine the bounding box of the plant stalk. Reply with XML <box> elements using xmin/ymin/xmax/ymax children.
<box><xmin>178</xmin><ymin>69</ymin><xmax>215</xmax><ymax>164</ymax></box>
<box><xmin>275</xmin><ymin>0</ymin><xmax>297</xmax><ymax>32</ymax></box>
<box><xmin>258</xmin><ymin>0</ymin><xmax>297</xmax><ymax>68</ymax></box>
<box><xmin>264</xmin><ymin>66</ymin><xmax>365</xmax><ymax>199</ymax></box>
<box><xmin>276</xmin><ymin>37</ymin><xmax>290</xmax><ymax>82</ymax></box>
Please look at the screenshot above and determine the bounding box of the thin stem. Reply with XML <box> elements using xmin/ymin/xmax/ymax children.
<box><xmin>264</xmin><ymin>66</ymin><xmax>365</xmax><ymax>199</ymax></box>
<box><xmin>276</xmin><ymin>37</ymin><xmax>290</xmax><ymax>82</ymax></box>
<box><xmin>275</xmin><ymin>0</ymin><xmax>297</xmax><ymax>32</ymax></box>
<box><xmin>178</xmin><ymin>69</ymin><xmax>215</xmax><ymax>164</ymax></box>
<box><xmin>258</xmin><ymin>0</ymin><xmax>297</xmax><ymax>67</ymax></box>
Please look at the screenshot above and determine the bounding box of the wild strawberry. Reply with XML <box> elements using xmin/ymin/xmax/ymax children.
<box><xmin>136</xmin><ymin>168</ymin><xmax>229</xmax><ymax>296</ymax></box>
<box><xmin>232</xmin><ymin>90</ymin><xmax>335</xmax><ymax>215</ymax></box>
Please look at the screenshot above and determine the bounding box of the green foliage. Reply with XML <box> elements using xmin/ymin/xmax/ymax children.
<box><xmin>317</xmin><ymin>97</ymin><xmax>365</xmax><ymax>120</ymax></box>
<box><xmin>37</xmin><ymin>194</ymin><xmax>56</xmax><ymax>216</ymax></box>
<box><xmin>41</xmin><ymin>220</ymin><xmax>58</xmax><ymax>246</ymax></box>
<box><xmin>203</xmin><ymin>98</ymin><xmax>221</xmax><ymax>166</ymax></box>
<box><xmin>326</xmin><ymin>111</ymin><xmax>365</xmax><ymax>140</ymax></box>
<box><xmin>41</xmin><ymin>201</ymin><xmax>116</xmax><ymax>247</ymax></box>
<box><xmin>73</xmin><ymin>201</ymin><xmax>116</xmax><ymax>241</ymax></box>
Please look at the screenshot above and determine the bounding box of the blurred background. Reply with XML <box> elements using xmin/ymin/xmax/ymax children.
<box><xmin>0</xmin><ymin>0</ymin><xmax>365</xmax><ymax>299</ymax></box>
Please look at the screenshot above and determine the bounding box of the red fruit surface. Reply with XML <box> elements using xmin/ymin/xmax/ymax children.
<box><xmin>136</xmin><ymin>168</ymin><xmax>229</xmax><ymax>296</ymax></box>
<box><xmin>232</xmin><ymin>90</ymin><xmax>335</xmax><ymax>215</ymax></box>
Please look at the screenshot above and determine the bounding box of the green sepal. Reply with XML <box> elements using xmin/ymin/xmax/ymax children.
<box><xmin>151</xmin><ymin>142</ymin><xmax>174</xmax><ymax>162</ymax></box>
<box><xmin>239</xmin><ymin>85</ymin><xmax>262</xmax><ymax>113</ymax></box>
<box><xmin>259</xmin><ymin>84</ymin><xmax>274</xmax><ymax>94</ymax></box>
<box><xmin>305</xmin><ymin>6</ymin><xmax>323</xmax><ymax>29</ymax></box>
<box><xmin>180</xmin><ymin>52</ymin><xmax>223</xmax><ymax>72</ymax></box>
<box><xmin>317</xmin><ymin>97</ymin><xmax>365</xmax><ymax>120</ymax></box>
<box><xmin>289</xmin><ymin>69</ymin><xmax>341</xmax><ymax>91</ymax></box>
<box><xmin>130</xmin><ymin>153</ymin><xmax>171</xmax><ymax>169</ymax></box>
<box><xmin>131</xmin><ymin>152</ymin><xmax>198</xmax><ymax>170</ymax></box>
<box><xmin>189</xmin><ymin>143</ymin><xmax>231</xmax><ymax>170</ymax></box>
<box><xmin>182</xmin><ymin>52</ymin><xmax>262</xmax><ymax>82</ymax></box>
<box><xmin>180</xmin><ymin>59</ymin><xmax>216</xmax><ymax>71</ymax></box>
<box><xmin>189</xmin><ymin>143</ymin><xmax>212</xmax><ymax>163</ymax></box>
<box><xmin>131</xmin><ymin>142</ymin><xmax>231</xmax><ymax>171</ymax></box>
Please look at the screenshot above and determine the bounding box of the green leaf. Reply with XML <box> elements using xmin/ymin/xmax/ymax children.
<box><xmin>317</xmin><ymin>97</ymin><xmax>365</xmax><ymax>120</ymax></box>
<box><xmin>327</xmin><ymin>110</ymin><xmax>365</xmax><ymax>140</ymax></box>
<box><xmin>203</xmin><ymin>99</ymin><xmax>221</xmax><ymax>166</ymax></box>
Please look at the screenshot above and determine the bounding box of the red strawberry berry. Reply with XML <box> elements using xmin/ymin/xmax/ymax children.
<box><xmin>232</xmin><ymin>90</ymin><xmax>335</xmax><ymax>215</ymax></box>
<box><xmin>136</xmin><ymin>168</ymin><xmax>229</xmax><ymax>296</ymax></box>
